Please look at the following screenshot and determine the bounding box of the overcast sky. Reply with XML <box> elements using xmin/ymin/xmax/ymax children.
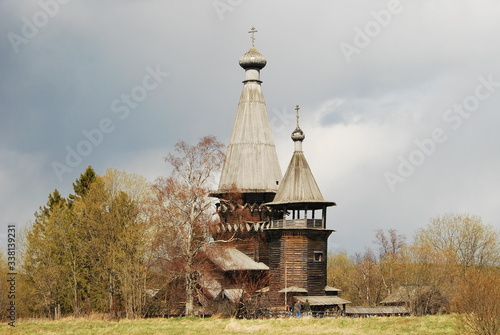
<box><xmin>1</xmin><ymin>0</ymin><xmax>499</xmax><ymax>255</ymax></box>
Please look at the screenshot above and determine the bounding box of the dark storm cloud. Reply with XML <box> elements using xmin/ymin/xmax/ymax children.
<box><xmin>1</xmin><ymin>0</ymin><xmax>499</xmax><ymax>254</ymax></box>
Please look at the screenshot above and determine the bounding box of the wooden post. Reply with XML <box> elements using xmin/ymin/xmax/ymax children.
<box><xmin>322</xmin><ymin>207</ymin><xmax>327</xmax><ymax>229</ymax></box>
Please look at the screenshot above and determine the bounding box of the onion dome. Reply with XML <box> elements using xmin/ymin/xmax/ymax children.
<box><xmin>291</xmin><ymin>126</ymin><xmax>305</xmax><ymax>142</ymax></box>
<box><xmin>291</xmin><ymin>105</ymin><xmax>305</xmax><ymax>144</ymax></box>
<box><xmin>239</xmin><ymin>47</ymin><xmax>267</xmax><ymax>70</ymax></box>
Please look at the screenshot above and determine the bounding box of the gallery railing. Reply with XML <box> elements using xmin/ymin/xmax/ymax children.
<box><xmin>268</xmin><ymin>218</ymin><xmax>324</xmax><ymax>229</ymax></box>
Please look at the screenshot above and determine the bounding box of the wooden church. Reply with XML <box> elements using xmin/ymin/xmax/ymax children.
<box><xmin>205</xmin><ymin>28</ymin><xmax>350</xmax><ymax>313</ymax></box>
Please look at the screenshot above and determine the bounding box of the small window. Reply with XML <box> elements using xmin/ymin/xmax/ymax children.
<box><xmin>314</xmin><ymin>252</ymin><xmax>323</xmax><ymax>262</ymax></box>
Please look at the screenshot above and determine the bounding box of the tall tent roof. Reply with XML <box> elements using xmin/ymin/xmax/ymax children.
<box><xmin>267</xmin><ymin>106</ymin><xmax>335</xmax><ymax>208</ymax></box>
<box><xmin>215</xmin><ymin>42</ymin><xmax>282</xmax><ymax>194</ymax></box>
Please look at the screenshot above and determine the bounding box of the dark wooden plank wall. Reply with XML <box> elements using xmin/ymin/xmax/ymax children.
<box><xmin>307</xmin><ymin>236</ymin><xmax>328</xmax><ymax>295</ymax></box>
<box><xmin>280</xmin><ymin>235</ymin><xmax>308</xmax><ymax>288</ymax></box>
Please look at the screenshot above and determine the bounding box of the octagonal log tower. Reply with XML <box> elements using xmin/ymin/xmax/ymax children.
<box><xmin>265</xmin><ymin>107</ymin><xmax>335</xmax><ymax>306</ymax></box>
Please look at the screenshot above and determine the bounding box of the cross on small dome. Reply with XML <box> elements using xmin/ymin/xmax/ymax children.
<box><xmin>248</xmin><ymin>26</ymin><xmax>258</xmax><ymax>47</ymax></box>
<box><xmin>291</xmin><ymin>104</ymin><xmax>305</xmax><ymax>142</ymax></box>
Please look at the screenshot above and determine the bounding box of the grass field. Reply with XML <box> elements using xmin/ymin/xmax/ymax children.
<box><xmin>2</xmin><ymin>315</ymin><xmax>463</xmax><ymax>335</ymax></box>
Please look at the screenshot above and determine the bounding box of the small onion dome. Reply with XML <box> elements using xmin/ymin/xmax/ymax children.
<box><xmin>239</xmin><ymin>47</ymin><xmax>267</xmax><ymax>70</ymax></box>
<box><xmin>291</xmin><ymin>126</ymin><xmax>305</xmax><ymax>142</ymax></box>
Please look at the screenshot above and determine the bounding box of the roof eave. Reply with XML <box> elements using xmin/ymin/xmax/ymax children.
<box><xmin>265</xmin><ymin>200</ymin><xmax>336</xmax><ymax>208</ymax></box>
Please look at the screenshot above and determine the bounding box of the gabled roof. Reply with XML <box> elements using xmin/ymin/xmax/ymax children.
<box><xmin>204</xmin><ymin>245</ymin><xmax>269</xmax><ymax>271</ymax></box>
<box><xmin>198</xmin><ymin>275</ymin><xmax>222</xmax><ymax>299</ymax></box>
<box><xmin>218</xmin><ymin>289</ymin><xmax>244</xmax><ymax>303</ymax></box>
<box><xmin>379</xmin><ymin>285</ymin><xmax>436</xmax><ymax>305</ymax></box>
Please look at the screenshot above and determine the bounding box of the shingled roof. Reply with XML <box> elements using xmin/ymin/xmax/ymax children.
<box><xmin>293</xmin><ymin>295</ymin><xmax>351</xmax><ymax>306</ymax></box>
<box><xmin>266</xmin><ymin>112</ymin><xmax>335</xmax><ymax>208</ymax></box>
<box><xmin>204</xmin><ymin>245</ymin><xmax>269</xmax><ymax>271</ymax></box>
<box><xmin>268</xmin><ymin>150</ymin><xmax>334</xmax><ymax>207</ymax></box>
<box><xmin>216</xmin><ymin>46</ymin><xmax>282</xmax><ymax>194</ymax></box>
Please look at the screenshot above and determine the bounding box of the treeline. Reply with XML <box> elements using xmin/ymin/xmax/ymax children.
<box><xmin>327</xmin><ymin>216</ymin><xmax>499</xmax><ymax>332</ymax></box>
<box><xmin>0</xmin><ymin>136</ymin><xmax>225</xmax><ymax>319</ymax></box>
<box><xmin>0</xmin><ymin>135</ymin><xmax>498</xmax><ymax>333</ymax></box>
<box><xmin>18</xmin><ymin>167</ymin><xmax>151</xmax><ymax>318</ymax></box>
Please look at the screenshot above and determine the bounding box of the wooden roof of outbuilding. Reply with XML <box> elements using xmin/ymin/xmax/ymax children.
<box><xmin>293</xmin><ymin>295</ymin><xmax>351</xmax><ymax>306</ymax></box>
<box><xmin>346</xmin><ymin>306</ymin><xmax>409</xmax><ymax>315</ymax></box>
<box><xmin>218</xmin><ymin>289</ymin><xmax>244</xmax><ymax>303</ymax></box>
<box><xmin>379</xmin><ymin>285</ymin><xmax>436</xmax><ymax>305</ymax></box>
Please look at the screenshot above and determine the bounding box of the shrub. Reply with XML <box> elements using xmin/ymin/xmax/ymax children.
<box><xmin>454</xmin><ymin>268</ymin><xmax>500</xmax><ymax>335</ymax></box>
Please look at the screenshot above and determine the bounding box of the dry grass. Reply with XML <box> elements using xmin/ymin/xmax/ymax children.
<box><xmin>1</xmin><ymin>314</ymin><xmax>463</xmax><ymax>335</ymax></box>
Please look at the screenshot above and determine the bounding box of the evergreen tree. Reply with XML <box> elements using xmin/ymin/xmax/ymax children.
<box><xmin>23</xmin><ymin>189</ymin><xmax>74</xmax><ymax>317</ymax></box>
<box><xmin>69</xmin><ymin>165</ymin><xmax>97</xmax><ymax>203</ymax></box>
<box><xmin>23</xmin><ymin>166</ymin><xmax>151</xmax><ymax>318</ymax></box>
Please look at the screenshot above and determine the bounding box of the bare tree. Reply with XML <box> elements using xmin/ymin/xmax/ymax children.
<box><xmin>152</xmin><ymin>136</ymin><xmax>224</xmax><ymax>316</ymax></box>
<box><xmin>230</xmin><ymin>270</ymin><xmax>272</xmax><ymax>319</ymax></box>
<box><xmin>352</xmin><ymin>248</ymin><xmax>382</xmax><ymax>306</ymax></box>
<box><xmin>414</xmin><ymin>213</ymin><xmax>500</xmax><ymax>268</ymax></box>
<box><xmin>374</xmin><ymin>229</ymin><xmax>406</xmax><ymax>260</ymax></box>
<box><xmin>455</xmin><ymin>268</ymin><xmax>500</xmax><ymax>335</ymax></box>
<box><xmin>374</xmin><ymin>229</ymin><xmax>407</xmax><ymax>296</ymax></box>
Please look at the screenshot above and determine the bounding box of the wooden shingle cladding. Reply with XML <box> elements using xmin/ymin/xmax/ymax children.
<box><xmin>203</xmin><ymin>246</ymin><xmax>269</xmax><ymax>271</ymax></box>
<box><xmin>200</xmin><ymin>245</ymin><xmax>270</xmax><ymax>296</ymax></box>
<box><xmin>211</xmin><ymin>227</ymin><xmax>271</xmax><ymax>266</ymax></box>
<box><xmin>215</xmin><ymin>47</ymin><xmax>282</xmax><ymax>196</ymax></box>
<box><xmin>267</xmin><ymin>151</ymin><xmax>334</xmax><ymax>207</ymax></box>
<box><xmin>294</xmin><ymin>295</ymin><xmax>352</xmax><ymax>307</ymax></box>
